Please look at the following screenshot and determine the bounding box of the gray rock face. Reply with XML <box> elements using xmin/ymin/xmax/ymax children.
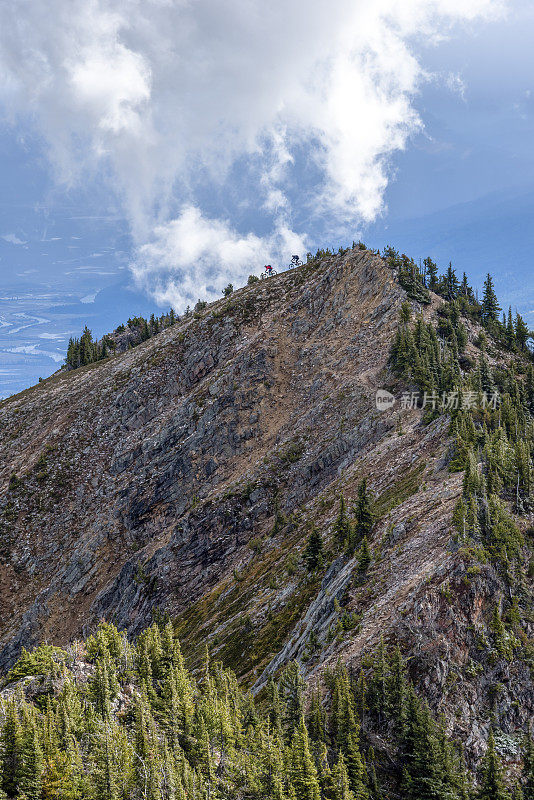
<box><xmin>252</xmin><ymin>556</ymin><xmax>356</xmax><ymax>692</ymax></box>
<box><xmin>0</xmin><ymin>248</ymin><xmax>531</xmax><ymax>765</ymax></box>
<box><xmin>0</xmin><ymin>249</ymin><xmax>402</xmax><ymax>668</ymax></box>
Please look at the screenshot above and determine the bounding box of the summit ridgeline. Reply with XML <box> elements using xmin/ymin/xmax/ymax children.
<box><xmin>0</xmin><ymin>245</ymin><xmax>532</xmax><ymax>798</ymax></box>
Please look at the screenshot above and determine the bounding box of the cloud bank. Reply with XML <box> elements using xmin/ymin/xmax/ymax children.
<box><xmin>0</xmin><ymin>0</ymin><xmax>504</xmax><ymax>307</ymax></box>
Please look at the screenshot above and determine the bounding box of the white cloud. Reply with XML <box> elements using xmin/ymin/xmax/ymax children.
<box><xmin>2</xmin><ymin>233</ymin><xmax>26</xmax><ymax>245</ymax></box>
<box><xmin>6</xmin><ymin>345</ymin><xmax>64</xmax><ymax>362</ymax></box>
<box><xmin>0</xmin><ymin>0</ymin><xmax>505</xmax><ymax>308</ymax></box>
<box><xmin>136</xmin><ymin>206</ymin><xmax>307</xmax><ymax>306</ymax></box>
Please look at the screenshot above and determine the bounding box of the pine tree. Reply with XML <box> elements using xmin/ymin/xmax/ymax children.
<box><xmin>288</xmin><ymin>717</ymin><xmax>321</xmax><ymax>800</ymax></box>
<box><xmin>80</xmin><ymin>326</ymin><xmax>94</xmax><ymax>366</ymax></box>
<box><xmin>18</xmin><ymin>714</ymin><xmax>43</xmax><ymax>800</ymax></box>
<box><xmin>366</xmin><ymin>748</ymin><xmax>381</xmax><ymax>800</ymax></box>
<box><xmin>401</xmin><ymin>688</ymin><xmax>453</xmax><ymax>800</ymax></box>
<box><xmin>307</xmin><ymin>690</ymin><xmax>326</xmax><ymax>744</ymax></box>
<box><xmin>478</xmin><ymin>353</ymin><xmax>495</xmax><ymax>394</ymax></box>
<box><xmin>463</xmin><ymin>449</ymin><xmax>483</xmax><ymax>497</ymax></box>
<box><xmin>482</xmin><ymin>274</ymin><xmax>501</xmax><ymax>324</ymax></box>
<box><xmin>354</xmin><ymin>670</ymin><xmax>368</xmax><ymax>727</ymax></box>
<box><xmin>522</xmin><ymin>731</ymin><xmax>534</xmax><ymax>800</ymax></box>
<box><xmin>445</xmin><ymin>263</ymin><xmax>460</xmax><ymax>300</ymax></box>
<box><xmin>423</xmin><ymin>257</ymin><xmax>439</xmax><ymax>291</ymax></box>
<box><xmin>515</xmin><ymin>313</ymin><xmax>530</xmax><ymax>350</ymax></box>
<box><xmin>400</xmin><ymin>301</ymin><xmax>412</xmax><ymax>324</ymax></box>
<box><xmin>280</xmin><ymin>662</ymin><xmax>305</xmax><ymax>737</ymax></box>
<box><xmin>91</xmin><ymin>723</ymin><xmax>122</xmax><ymax>800</ymax></box>
<box><xmin>388</xmin><ymin>645</ymin><xmax>407</xmax><ymax>726</ymax></box>
<box><xmin>268</xmin><ymin>678</ymin><xmax>283</xmax><ymax>739</ymax></box>
<box><xmin>333</xmin><ymin>496</ymin><xmax>351</xmax><ymax>550</ymax></box>
<box><xmin>0</xmin><ymin>702</ymin><xmax>22</xmax><ymax>797</ymax></box>
<box><xmin>477</xmin><ymin>729</ymin><xmax>510</xmax><ymax>800</ymax></box>
<box><xmin>303</xmin><ymin>527</ymin><xmax>324</xmax><ymax>571</ymax></box>
<box><xmin>330</xmin><ymin>753</ymin><xmax>356</xmax><ymax>800</ymax></box>
<box><xmin>351</xmin><ymin>480</ymin><xmax>374</xmax><ymax>551</ymax></box>
<box><xmin>41</xmin><ymin>750</ymin><xmax>81</xmax><ymax>800</ymax></box>
<box><xmin>506</xmin><ymin>307</ymin><xmax>516</xmax><ymax>350</ymax></box>
<box><xmin>459</xmin><ymin>272</ymin><xmax>473</xmax><ymax>300</ymax></box>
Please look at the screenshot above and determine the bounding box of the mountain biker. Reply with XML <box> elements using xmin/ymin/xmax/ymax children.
<box><xmin>265</xmin><ymin>264</ymin><xmax>273</xmax><ymax>275</ymax></box>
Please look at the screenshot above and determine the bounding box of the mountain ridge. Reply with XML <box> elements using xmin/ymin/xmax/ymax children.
<box><xmin>0</xmin><ymin>246</ymin><xmax>532</xmax><ymax>776</ymax></box>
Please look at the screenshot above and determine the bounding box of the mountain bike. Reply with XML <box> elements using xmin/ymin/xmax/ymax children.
<box><xmin>287</xmin><ymin>255</ymin><xmax>303</xmax><ymax>269</ymax></box>
<box><xmin>260</xmin><ymin>266</ymin><xmax>277</xmax><ymax>279</ymax></box>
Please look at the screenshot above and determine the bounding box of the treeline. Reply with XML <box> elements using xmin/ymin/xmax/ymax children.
<box><xmin>65</xmin><ymin>310</ymin><xmax>179</xmax><ymax>370</ymax></box>
<box><xmin>0</xmin><ymin>621</ymin><xmax>531</xmax><ymax>800</ymax></box>
<box><xmin>384</xmin><ymin>247</ymin><xmax>532</xmax><ymax>355</ymax></box>
<box><xmin>389</xmin><ymin>271</ymin><xmax>534</xmax><ymax>697</ymax></box>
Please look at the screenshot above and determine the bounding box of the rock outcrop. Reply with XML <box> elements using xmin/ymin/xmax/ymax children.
<box><xmin>0</xmin><ymin>247</ymin><xmax>531</xmax><ymax>763</ymax></box>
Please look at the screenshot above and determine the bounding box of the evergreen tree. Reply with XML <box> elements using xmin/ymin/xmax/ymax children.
<box><xmin>444</xmin><ymin>263</ymin><xmax>460</xmax><ymax>300</ymax></box>
<box><xmin>307</xmin><ymin>690</ymin><xmax>326</xmax><ymax>744</ymax></box>
<box><xmin>388</xmin><ymin>645</ymin><xmax>407</xmax><ymax>726</ymax></box>
<box><xmin>330</xmin><ymin>753</ymin><xmax>356</xmax><ymax>800</ymax></box>
<box><xmin>268</xmin><ymin>677</ymin><xmax>283</xmax><ymax>739</ymax></box>
<box><xmin>522</xmin><ymin>732</ymin><xmax>534</xmax><ymax>800</ymax></box>
<box><xmin>515</xmin><ymin>313</ymin><xmax>530</xmax><ymax>350</ymax></box>
<box><xmin>41</xmin><ymin>750</ymin><xmax>81</xmax><ymax>800</ymax></box>
<box><xmin>477</xmin><ymin>729</ymin><xmax>510</xmax><ymax>800</ymax></box>
<box><xmin>280</xmin><ymin>662</ymin><xmax>305</xmax><ymax>737</ymax></box>
<box><xmin>288</xmin><ymin>717</ymin><xmax>321</xmax><ymax>800</ymax></box>
<box><xmin>333</xmin><ymin>496</ymin><xmax>351</xmax><ymax>551</ymax></box>
<box><xmin>351</xmin><ymin>480</ymin><xmax>374</xmax><ymax>550</ymax></box>
<box><xmin>424</xmin><ymin>257</ymin><xmax>439</xmax><ymax>291</ymax></box>
<box><xmin>0</xmin><ymin>702</ymin><xmax>22</xmax><ymax>797</ymax></box>
<box><xmin>482</xmin><ymin>274</ymin><xmax>501</xmax><ymax>324</ymax></box>
<box><xmin>80</xmin><ymin>326</ymin><xmax>94</xmax><ymax>366</ymax></box>
<box><xmin>506</xmin><ymin>307</ymin><xmax>516</xmax><ymax>350</ymax></box>
<box><xmin>459</xmin><ymin>272</ymin><xmax>473</xmax><ymax>300</ymax></box>
<box><xmin>401</xmin><ymin>688</ymin><xmax>454</xmax><ymax>800</ymax></box>
<box><xmin>18</xmin><ymin>714</ymin><xmax>43</xmax><ymax>800</ymax></box>
<box><xmin>303</xmin><ymin>527</ymin><xmax>324</xmax><ymax>571</ymax></box>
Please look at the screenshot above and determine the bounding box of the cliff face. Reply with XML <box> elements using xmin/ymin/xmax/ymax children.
<box><xmin>0</xmin><ymin>248</ymin><xmax>531</xmax><ymax>762</ymax></box>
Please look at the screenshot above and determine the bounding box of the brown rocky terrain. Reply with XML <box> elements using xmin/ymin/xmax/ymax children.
<box><xmin>0</xmin><ymin>247</ymin><xmax>531</xmax><ymax>764</ymax></box>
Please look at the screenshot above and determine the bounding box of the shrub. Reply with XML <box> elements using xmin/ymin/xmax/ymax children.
<box><xmin>7</xmin><ymin>644</ymin><xmax>66</xmax><ymax>683</ymax></box>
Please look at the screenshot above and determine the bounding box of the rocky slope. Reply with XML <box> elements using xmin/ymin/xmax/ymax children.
<box><xmin>0</xmin><ymin>247</ymin><xmax>531</xmax><ymax>766</ymax></box>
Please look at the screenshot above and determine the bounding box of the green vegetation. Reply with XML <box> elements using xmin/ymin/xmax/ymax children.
<box><xmin>303</xmin><ymin>527</ymin><xmax>324</xmax><ymax>571</ymax></box>
<box><xmin>389</xmin><ymin>261</ymin><xmax>534</xmax><ymax>563</ymax></box>
<box><xmin>388</xmin><ymin>252</ymin><xmax>533</xmax><ymax>683</ymax></box>
<box><xmin>383</xmin><ymin>247</ymin><xmax>431</xmax><ymax>304</ymax></box>
<box><xmin>65</xmin><ymin>310</ymin><xmax>179</xmax><ymax>370</ymax></box>
<box><xmin>332</xmin><ymin>482</ymin><xmax>376</xmax><ymax>556</ymax></box>
<box><xmin>5</xmin><ymin>645</ymin><xmax>67</xmax><ymax>684</ymax></box>
<box><xmin>0</xmin><ymin>623</ymin><xmax>528</xmax><ymax>799</ymax></box>
<box><xmin>4</xmin><ymin>244</ymin><xmax>532</xmax><ymax>799</ymax></box>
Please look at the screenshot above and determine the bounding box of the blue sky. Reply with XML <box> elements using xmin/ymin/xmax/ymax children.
<box><xmin>0</xmin><ymin>0</ymin><xmax>533</xmax><ymax>397</ymax></box>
